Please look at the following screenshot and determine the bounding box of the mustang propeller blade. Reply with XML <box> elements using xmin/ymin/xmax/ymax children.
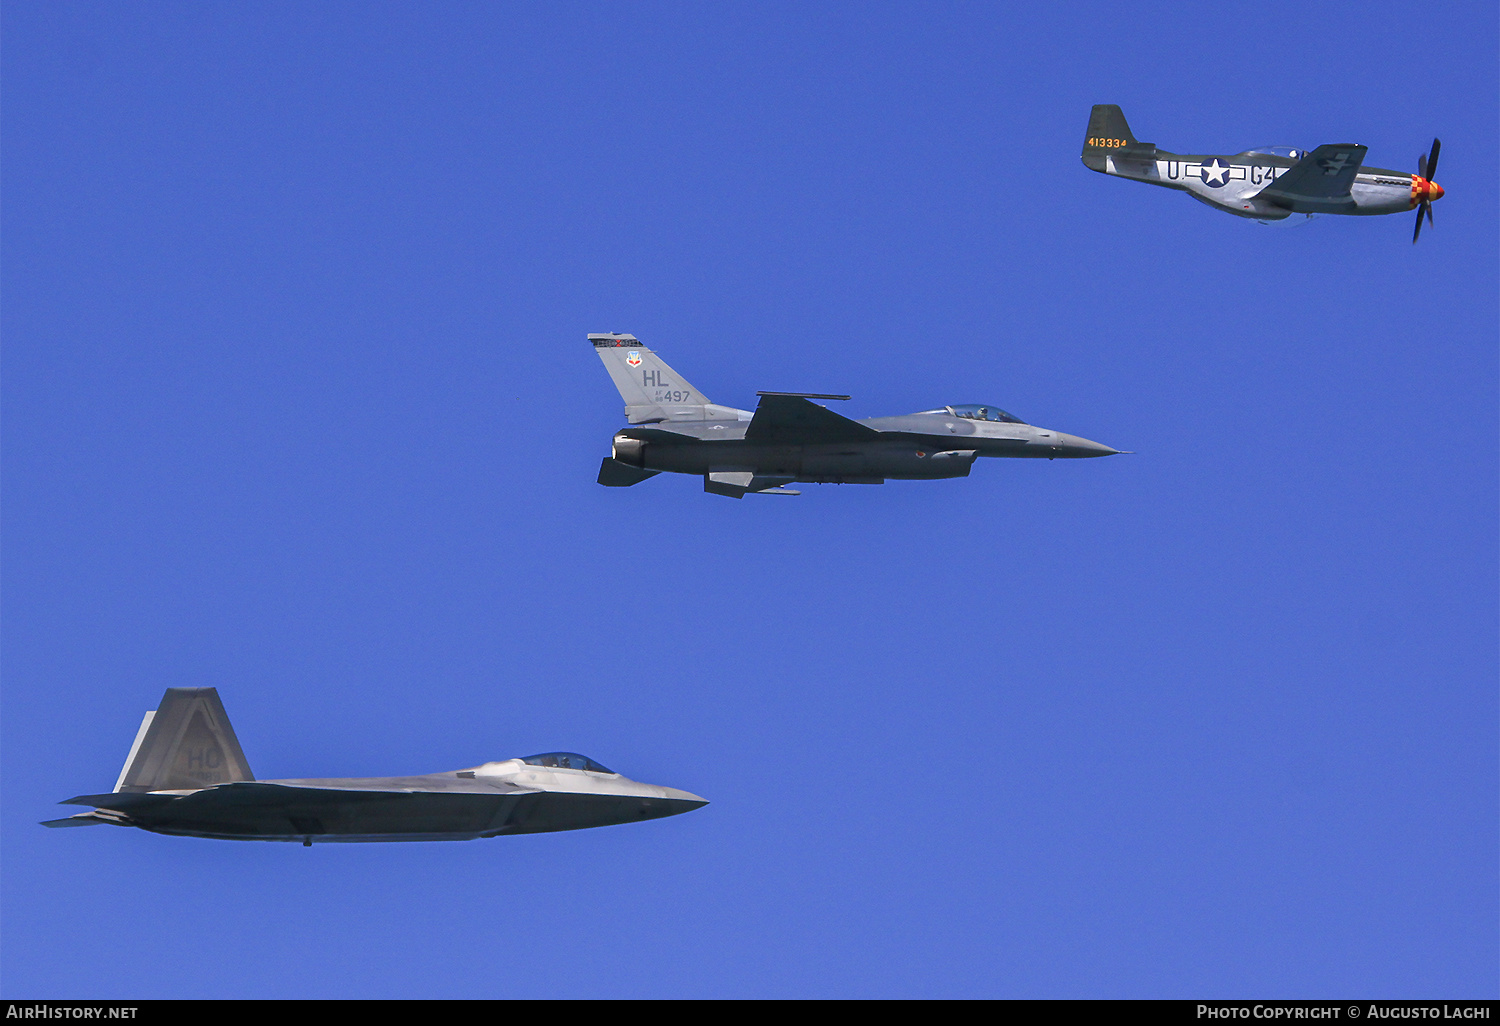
<box><xmin>1413</xmin><ymin>138</ymin><xmax>1441</xmax><ymax>244</ymax></box>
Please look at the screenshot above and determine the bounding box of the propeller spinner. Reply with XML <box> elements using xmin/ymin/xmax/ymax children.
<box><xmin>1412</xmin><ymin>138</ymin><xmax>1443</xmax><ymax>243</ymax></box>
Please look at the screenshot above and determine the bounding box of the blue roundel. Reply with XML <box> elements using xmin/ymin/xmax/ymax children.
<box><xmin>1198</xmin><ymin>159</ymin><xmax>1232</xmax><ymax>188</ymax></box>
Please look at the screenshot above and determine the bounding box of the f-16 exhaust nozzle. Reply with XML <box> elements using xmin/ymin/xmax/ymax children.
<box><xmin>611</xmin><ymin>435</ymin><xmax>647</xmax><ymax>467</ymax></box>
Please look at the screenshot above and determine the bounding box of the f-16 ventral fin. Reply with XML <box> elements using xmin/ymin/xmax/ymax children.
<box><xmin>744</xmin><ymin>394</ymin><xmax>879</xmax><ymax>444</ymax></box>
<box><xmin>1255</xmin><ymin>144</ymin><xmax>1368</xmax><ymax>212</ymax></box>
<box><xmin>115</xmin><ymin>688</ymin><xmax>254</xmax><ymax>793</ymax></box>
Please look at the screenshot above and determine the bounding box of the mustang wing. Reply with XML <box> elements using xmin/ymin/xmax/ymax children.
<box><xmin>1256</xmin><ymin>144</ymin><xmax>1367</xmax><ymax>211</ymax></box>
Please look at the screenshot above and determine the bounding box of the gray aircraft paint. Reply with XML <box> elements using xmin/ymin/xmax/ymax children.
<box><xmin>1082</xmin><ymin>104</ymin><xmax>1443</xmax><ymax>224</ymax></box>
<box><xmin>590</xmin><ymin>334</ymin><xmax>1120</xmax><ymax>498</ymax></box>
<box><xmin>43</xmin><ymin>688</ymin><xmax>706</xmax><ymax>844</ymax></box>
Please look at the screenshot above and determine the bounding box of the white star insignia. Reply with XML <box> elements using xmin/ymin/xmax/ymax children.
<box><xmin>1201</xmin><ymin>159</ymin><xmax>1230</xmax><ymax>186</ymax></box>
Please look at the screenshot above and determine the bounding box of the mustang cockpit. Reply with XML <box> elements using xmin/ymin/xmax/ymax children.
<box><xmin>1241</xmin><ymin>146</ymin><xmax>1306</xmax><ymax>160</ymax></box>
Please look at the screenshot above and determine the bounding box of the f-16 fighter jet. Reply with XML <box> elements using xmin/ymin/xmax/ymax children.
<box><xmin>42</xmin><ymin>688</ymin><xmax>706</xmax><ymax>844</ymax></box>
<box><xmin>591</xmin><ymin>334</ymin><xmax>1121</xmax><ymax>498</ymax></box>
<box><xmin>1082</xmin><ymin>104</ymin><xmax>1444</xmax><ymax>241</ymax></box>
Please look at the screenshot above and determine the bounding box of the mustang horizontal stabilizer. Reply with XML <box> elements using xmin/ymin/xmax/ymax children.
<box><xmin>745</xmin><ymin>393</ymin><xmax>879</xmax><ymax>444</ymax></box>
<box><xmin>1255</xmin><ymin>144</ymin><xmax>1368</xmax><ymax>213</ymax></box>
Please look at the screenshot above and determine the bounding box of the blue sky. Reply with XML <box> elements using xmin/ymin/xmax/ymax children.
<box><xmin>3</xmin><ymin>1</ymin><xmax>1495</xmax><ymax>998</ymax></box>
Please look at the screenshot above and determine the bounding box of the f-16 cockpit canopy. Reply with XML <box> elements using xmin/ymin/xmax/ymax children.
<box><xmin>521</xmin><ymin>752</ymin><xmax>615</xmax><ymax>774</ymax></box>
<box><xmin>935</xmin><ymin>404</ymin><xmax>1028</xmax><ymax>424</ymax></box>
<box><xmin>1242</xmin><ymin>147</ymin><xmax>1306</xmax><ymax>160</ymax></box>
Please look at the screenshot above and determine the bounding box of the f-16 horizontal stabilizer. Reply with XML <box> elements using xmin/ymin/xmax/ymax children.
<box><xmin>745</xmin><ymin>394</ymin><xmax>878</xmax><ymax>444</ymax></box>
<box><xmin>598</xmin><ymin>457</ymin><xmax>660</xmax><ymax>487</ymax></box>
<box><xmin>1255</xmin><ymin>144</ymin><xmax>1368</xmax><ymax>213</ymax></box>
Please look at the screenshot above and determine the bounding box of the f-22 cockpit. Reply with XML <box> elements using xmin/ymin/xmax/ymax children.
<box><xmin>520</xmin><ymin>752</ymin><xmax>616</xmax><ymax>774</ymax></box>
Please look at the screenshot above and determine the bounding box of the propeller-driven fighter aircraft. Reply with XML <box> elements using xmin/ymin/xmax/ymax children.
<box><xmin>592</xmin><ymin>334</ymin><xmax>1121</xmax><ymax>498</ymax></box>
<box><xmin>42</xmin><ymin>688</ymin><xmax>706</xmax><ymax>844</ymax></box>
<box><xmin>1082</xmin><ymin>104</ymin><xmax>1444</xmax><ymax>241</ymax></box>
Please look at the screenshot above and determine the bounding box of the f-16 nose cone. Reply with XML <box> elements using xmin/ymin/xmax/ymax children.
<box><xmin>1056</xmin><ymin>433</ymin><xmax>1121</xmax><ymax>458</ymax></box>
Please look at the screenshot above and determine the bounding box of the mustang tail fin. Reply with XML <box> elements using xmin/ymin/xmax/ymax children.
<box><xmin>115</xmin><ymin>688</ymin><xmax>254</xmax><ymax>793</ymax></box>
<box><xmin>590</xmin><ymin>333</ymin><xmax>718</xmax><ymax>424</ymax></box>
<box><xmin>1085</xmin><ymin>104</ymin><xmax>1136</xmax><ymax>147</ymax></box>
<box><xmin>1082</xmin><ymin>105</ymin><xmax>1157</xmax><ymax>171</ymax></box>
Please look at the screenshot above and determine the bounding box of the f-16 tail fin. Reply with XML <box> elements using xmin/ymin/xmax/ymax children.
<box><xmin>1254</xmin><ymin>144</ymin><xmax>1367</xmax><ymax>213</ymax></box>
<box><xmin>1082</xmin><ymin>105</ymin><xmax>1155</xmax><ymax>171</ymax></box>
<box><xmin>114</xmin><ymin>688</ymin><xmax>254</xmax><ymax>793</ymax></box>
<box><xmin>590</xmin><ymin>334</ymin><xmax>721</xmax><ymax>424</ymax></box>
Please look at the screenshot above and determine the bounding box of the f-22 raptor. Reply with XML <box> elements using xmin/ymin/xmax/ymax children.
<box><xmin>592</xmin><ymin>334</ymin><xmax>1120</xmax><ymax>498</ymax></box>
<box><xmin>43</xmin><ymin>688</ymin><xmax>706</xmax><ymax>844</ymax></box>
<box><xmin>1082</xmin><ymin>104</ymin><xmax>1444</xmax><ymax>241</ymax></box>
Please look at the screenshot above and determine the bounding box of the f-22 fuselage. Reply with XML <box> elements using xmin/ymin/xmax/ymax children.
<box><xmin>43</xmin><ymin>689</ymin><xmax>706</xmax><ymax>844</ymax></box>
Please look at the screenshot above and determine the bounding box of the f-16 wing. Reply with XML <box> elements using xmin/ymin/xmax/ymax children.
<box><xmin>745</xmin><ymin>393</ymin><xmax>879</xmax><ymax>444</ymax></box>
<box><xmin>1255</xmin><ymin>144</ymin><xmax>1368</xmax><ymax>213</ymax></box>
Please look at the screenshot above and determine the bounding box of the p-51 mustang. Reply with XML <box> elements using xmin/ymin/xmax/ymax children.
<box><xmin>591</xmin><ymin>334</ymin><xmax>1121</xmax><ymax>498</ymax></box>
<box><xmin>1081</xmin><ymin>104</ymin><xmax>1444</xmax><ymax>242</ymax></box>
